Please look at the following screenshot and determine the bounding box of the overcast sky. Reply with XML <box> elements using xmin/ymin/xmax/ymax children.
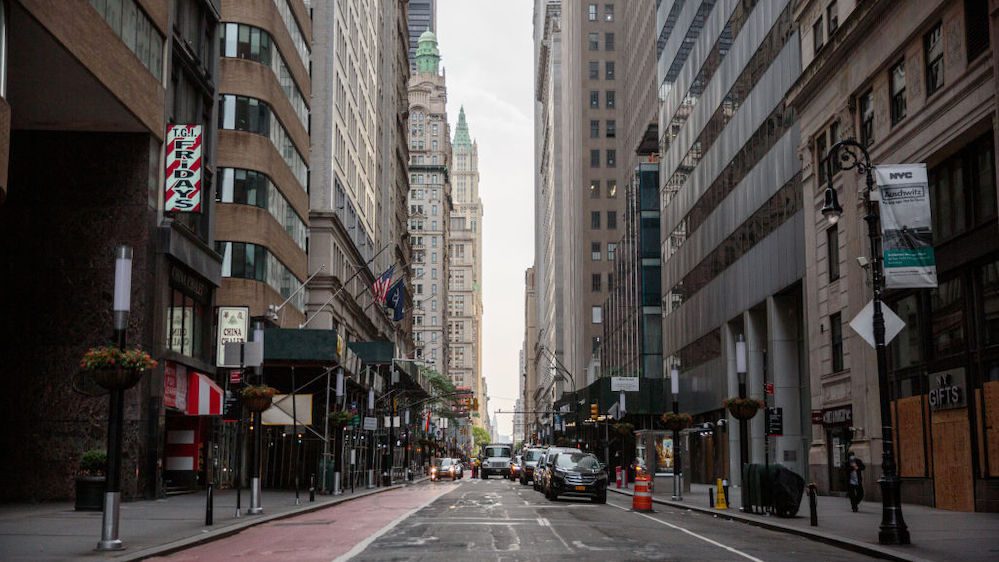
<box><xmin>437</xmin><ymin>0</ymin><xmax>535</xmax><ymax>439</ymax></box>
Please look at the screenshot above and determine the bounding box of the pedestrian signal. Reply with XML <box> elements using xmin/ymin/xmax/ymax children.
<box><xmin>590</xmin><ymin>403</ymin><xmax>598</xmax><ymax>420</ymax></box>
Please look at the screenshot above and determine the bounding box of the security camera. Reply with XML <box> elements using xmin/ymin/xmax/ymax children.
<box><xmin>856</xmin><ymin>256</ymin><xmax>870</xmax><ymax>268</ymax></box>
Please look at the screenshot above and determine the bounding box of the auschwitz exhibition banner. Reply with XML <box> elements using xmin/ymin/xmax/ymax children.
<box><xmin>875</xmin><ymin>164</ymin><xmax>938</xmax><ymax>288</ymax></box>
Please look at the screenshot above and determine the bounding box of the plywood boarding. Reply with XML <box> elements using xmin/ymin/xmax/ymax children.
<box><xmin>924</xmin><ymin>399</ymin><xmax>933</xmax><ymax>477</ymax></box>
<box><xmin>985</xmin><ymin>381</ymin><xmax>999</xmax><ymax>477</ymax></box>
<box><xmin>931</xmin><ymin>408</ymin><xmax>974</xmax><ymax>511</ymax></box>
<box><xmin>897</xmin><ymin>396</ymin><xmax>926</xmax><ymax>477</ymax></box>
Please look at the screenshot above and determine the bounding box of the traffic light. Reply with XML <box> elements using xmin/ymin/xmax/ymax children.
<box><xmin>590</xmin><ymin>403</ymin><xmax>598</xmax><ymax>420</ymax></box>
<box><xmin>472</xmin><ymin>397</ymin><xmax>479</xmax><ymax>411</ymax></box>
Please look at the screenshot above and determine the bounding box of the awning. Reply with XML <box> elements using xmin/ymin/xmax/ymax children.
<box><xmin>186</xmin><ymin>372</ymin><xmax>223</xmax><ymax>416</ymax></box>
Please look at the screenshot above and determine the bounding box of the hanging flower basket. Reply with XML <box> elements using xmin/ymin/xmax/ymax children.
<box><xmin>242</xmin><ymin>385</ymin><xmax>277</xmax><ymax>412</ymax></box>
<box><xmin>329</xmin><ymin>410</ymin><xmax>352</xmax><ymax>428</ymax></box>
<box><xmin>80</xmin><ymin>346</ymin><xmax>156</xmax><ymax>390</ymax></box>
<box><xmin>661</xmin><ymin>412</ymin><xmax>693</xmax><ymax>432</ymax></box>
<box><xmin>724</xmin><ymin>397</ymin><xmax>764</xmax><ymax>421</ymax></box>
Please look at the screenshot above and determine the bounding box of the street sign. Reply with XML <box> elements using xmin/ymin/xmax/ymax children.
<box><xmin>849</xmin><ymin>299</ymin><xmax>905</xmax><ymax>348</ymax></box>
<box><xmin>767</xmin><ymin>407</ymin><xmax>783</xmax><ymax>436</ymax></box>
<box><xmin>229</xmin><ymin>370</ymin><xmax>242</xmax><ymax>384</ymax></box>
<box><xmin>764</xmin><ymin>383</ymin><xmax>774</xmax><ymax>395</ymax></box>
<box><xmin>363</xmin><ymin>416</ymin><xmax>377</xmax><ymax>431</ymax></box>
<box><xmin>611</xmin><ymin>377</ymin><xmax>640</xmax><ymax>392</ymax></box>
<box><xmin>216</xmin><ymin>306</ymin><xmax>249</xmax><ymax>367</ymax></box>
<box><xmin>350</xmin><ymin>415</ymin><xmax>360</xmax><ymax>428</ymax></box>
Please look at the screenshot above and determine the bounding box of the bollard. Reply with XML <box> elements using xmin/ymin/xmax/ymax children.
<box><xmin>708</xmin><ymin>486</ymin><xmax>715</xmax><ymax>508</ymax></box>
<box><xmin>309</xmin><ymin>474</ymin><xmax>316</xmax><ymax>502</ymax></box>
<box><xmin>722</xmin><ymin>479</ymin><xmax>730</xmax><ymax>510</ymax></box>
<box><xmin>205</xmin><ymin>482</ymin><xmax>213</xmax><ymax>526</ymax></box>
<box><xmin>808</xmin><ymin>483</ymin><xmax>818</xmax><ymax>527</ymax></box>
<box><xmin>616</xmin><ymin>466</ymin><xmax>622</xmax><ymax>489</ymax></box>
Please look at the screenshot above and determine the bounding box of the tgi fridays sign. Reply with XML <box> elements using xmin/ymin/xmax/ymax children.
<box><xmin>216</xmin><ymin>306</ymin><xmax>249</xmax><ymax>368</ymax></box>
<box><xmin>165</xmin><ymin>124</ymin><xmax>203</xmax><ymax>212</ymax></box>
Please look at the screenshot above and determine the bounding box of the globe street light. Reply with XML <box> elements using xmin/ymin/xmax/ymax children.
<box><xmin>670</xmin><ymin>361</ymin><xmax>682</xmax><ymax>501</ymax></box>
<box><xmin>736</xmin><ymin>333</ymin><xmax>749</xmax><ymax>511</ymax></box>
<box><xmin>821</xmin><ymin>139</ymin><xmax>909</xmax><ymax>545</ymax></box>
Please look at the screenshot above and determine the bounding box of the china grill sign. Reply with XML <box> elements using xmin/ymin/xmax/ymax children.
<box><xmin>165</xmin><ymin>124</ymin><xmax>203</xmax><ymax>212</ymax></box>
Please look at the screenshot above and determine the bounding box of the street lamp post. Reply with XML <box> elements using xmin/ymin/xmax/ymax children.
<box><xmin>248</xmin><ymin>322</ymin><xmax>264</xmax><ymax>515</ymax></box>
<box><xmin>821</xmin><ymin>139</ymin><xmax>909</xmax><ymax>545</ymax></box>
<box><xmin>670</xmin><ymin>362</ymin><xmax>682</xmax><ymax>501</ymax></box>
<box><xmin>97</xmin><ymin>245</ymin><xmax>132</xmax><ymax>551</ymax></box>
<box><xmin>736</xmin><ymin>334</ymin><xmax>749</xmax><ymax>511</ymax></box>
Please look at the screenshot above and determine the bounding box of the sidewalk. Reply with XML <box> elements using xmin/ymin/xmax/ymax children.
<box><xmin>610</xmin><ymin>477</ymin><xmax>999</xmax><ymax>562</ymax></box>
<box><xmin>0</xmin><ymin>477</ymin><xmax>429</xmax><ymax>561</ymax></box>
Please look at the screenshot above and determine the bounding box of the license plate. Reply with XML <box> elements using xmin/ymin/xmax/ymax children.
<box><xmin>575</xmin><ymin>485</ymin><xmax>586</xmax><ymax>491</ymax></box>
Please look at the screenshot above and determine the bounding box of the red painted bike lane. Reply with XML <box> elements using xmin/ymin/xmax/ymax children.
<box><xmin>150</xmin><ymin>484</ymin><xmax>451</xmax><ymax>562</ymax></box>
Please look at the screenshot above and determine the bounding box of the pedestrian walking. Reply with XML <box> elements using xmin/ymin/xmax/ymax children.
<box><xmin>847</xmin><ymin>452</ymin><xmax>865</xmax><ymax>512</ymax></box>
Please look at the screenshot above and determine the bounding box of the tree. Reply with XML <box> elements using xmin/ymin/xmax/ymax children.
<box><xmin>472</xmin><ymin>426</ymin><xmax>491</xmax><ymax>450</ymax></box>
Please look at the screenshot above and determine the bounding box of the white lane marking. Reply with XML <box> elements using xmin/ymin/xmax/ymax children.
<box><xmin>536</xmin><ymin>517</ymin><xmax>549</xmax><ymax>527</ymax></box>
<box><xmin>572</xmin><ymin>540</ymin><xmax>616</xmax><ymax>551</ymax></box>
<box><xmin>332</xmin><ymin>489</ymin><xmax>447</xmax><ymax>562</ymax></box>
<box><xmin>609</xmin><ymin>503</ymin><xmax>764</xmax><ymax>562</ymax></box>
<box><xmin>544</xmin><ymin>515</ymin><xmax>574</xmax><ymax>552</ymax></box>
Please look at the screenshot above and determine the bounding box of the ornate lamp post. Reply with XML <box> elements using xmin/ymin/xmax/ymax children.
<box><xmin>670</xmin><ymin>362</ymin><xmax>682</xmax><ymax>501</ymax></box>
<box><xmin>821</xmin><ymin>139</ymin><xmax>910</xmax><ymax>545</ymax></box>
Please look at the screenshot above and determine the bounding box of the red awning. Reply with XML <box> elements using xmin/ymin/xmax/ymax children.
<box><xmin>186</xmin><ymin>372</ymin><xmax>223</xmax><ymax>416</ymax></box>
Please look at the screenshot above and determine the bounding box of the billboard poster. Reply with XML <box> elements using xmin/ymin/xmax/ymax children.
<box><xmin>875</xmin><ymin>164</ymin><xmax>938</xmax><ymax>288</ymax></box>
<box><xmin>165</xmin><ymin>124</ymin><xmax>203</xmax><ymax>212</ymax></box>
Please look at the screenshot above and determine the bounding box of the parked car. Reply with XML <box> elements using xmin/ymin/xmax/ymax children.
<box><xmin>537</xmin><ymin>446</ymin><xmax>582</xmax><ymax>495</ymax></box>
<box><xmin>479</xmin><ymin>444</ymin><xmax>513</xmax><ymax>479</ymax></box>
<box><xmin>509</xmin><ymin>455</ymin><xmax>523</xmax><ymax>480</ymax></box>
<box><xmin>431</xmin><ymin>458</ymin><xmax>461</xmax><ymax>481</ymax></box>
<box><xmin>546</xmin><ymin>452</ymin><xmax>608</xmax><ymax>503</ymax></box>
<box><xmin>519</xmin><ymin>448</ymin><xmax>544</xmax><ymax>486</ymax></box>
<box><xmin>533</xmin><ymin>448</ymin><xmax>549</xmax><ymax>491</ymax></box>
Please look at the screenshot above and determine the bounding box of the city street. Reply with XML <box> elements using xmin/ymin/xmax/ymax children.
<box><xmin>156</xmin><ymin>479</ymin><xmax>878</xmax><ymax>561</ymax></box>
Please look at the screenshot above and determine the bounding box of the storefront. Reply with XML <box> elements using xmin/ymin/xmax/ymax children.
<box><xmin>162</xmin><ymin>361</ymin><xmax>224</xmax><ymax>491</ymax></box>
<box><xmin>814</xmin><ymin>405</ymin><xmax>853</xmax><ymax>495</ymax></box>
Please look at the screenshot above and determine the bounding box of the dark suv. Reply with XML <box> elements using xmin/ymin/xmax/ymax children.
<box><xmin>535</xmin><ymin>446</ymin><xmax>581</xmax><ymax>493</ymax></box>
<box><xmin>546</xmin><ymin>452</ymin><xmax>608</xmax><ymax>503</ymax></box>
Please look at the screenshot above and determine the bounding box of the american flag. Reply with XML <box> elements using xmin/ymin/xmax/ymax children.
<box><xmin>372</xmin><ymin>265</ymin><xmax>395</xmax><ymax>305</ymax></box>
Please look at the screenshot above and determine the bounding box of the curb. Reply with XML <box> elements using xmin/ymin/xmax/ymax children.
<box><xmin>123</xmin><ymin>479</ymin><xmax>427</xmax><ymax>561</ymax></box>
<box><xmin>608</xmin><ymin>487</ymin><xmax>935</xmax><ymax>562</ymax></box>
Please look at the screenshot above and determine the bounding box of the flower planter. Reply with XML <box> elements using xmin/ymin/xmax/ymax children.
<box><xmin>244</xmin><ymin>395</ymin><xmax>273</xmax><ymax>413</ymax></box>
<box><xmin>90</xmin><ymin>367</ymin><xmax>145</xmax><ymax>391</ymax></box>
<box><xmin>74</xmin><ymin>476</ymin><xmax>105</xmax><ymax>511</ymax></box>
<box><xmin>661</xmin><ymin>413</ymin><xmax>692</xmax><ymax>432</ymax></box>
<box><xmin>727</xmin><ymin>402</ymin><xmax>761</xmax><ymax>421</ymax></box>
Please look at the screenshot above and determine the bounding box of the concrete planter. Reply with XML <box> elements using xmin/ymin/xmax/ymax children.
<box><xmin>74</xmin><ymin>476</ymin><xmax>105</xmax><ymax>511</ymax></box>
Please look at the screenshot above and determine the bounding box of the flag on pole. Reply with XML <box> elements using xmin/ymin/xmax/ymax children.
<box><xmin>424</xmin><ymin>410</ymin><xmax>431</xmax><ymax>432</ymax></box>
<box><xmin>372</xmin><ymin>265</ymin><xmax>395</xmax><ymax>305</ymax></box>
<box><xmin>385</xmin><ymin>279</ymin><xmax>407</xmax><ymax>321</ymax></box>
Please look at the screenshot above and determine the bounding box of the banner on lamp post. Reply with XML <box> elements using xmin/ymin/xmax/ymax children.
<box><xmin>874</xmin><ymin>164</ymin><xmax>937</xmax><ymax>288</ymax></box>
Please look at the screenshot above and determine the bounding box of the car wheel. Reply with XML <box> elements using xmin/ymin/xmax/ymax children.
<box><xmin>481</xmin><ymin>472</ymin><xmax>487</xmax><ymax>480</ymax></box>
<box><xmin>546</xmin><ymin>488</ymin><xmax>557</xmax><ymax>501</ymax></box>
<box><xmin>593</xmin><ymin>492</ymin><xmax>607</xmax><ymax>504</ymax></box>
<box><xmin>520</xmin><ymin>475</ymin><xmax>527</xmax><ymax>486</ymax></box>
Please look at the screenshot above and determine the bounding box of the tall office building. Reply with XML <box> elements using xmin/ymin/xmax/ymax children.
<box><xmin>657</xmin><ymin>0</ymin><xmax>805</xmax><ymax>486</ymax></box>
<box><xmin>448</xmin><ymin>107</ymin><xmax>485</xmax><ymax>422</ymax></box>
<box><xmin>522</xmin><ymin>266</ymin><xmax>540</xmax><ymax>440</ymax></box>
<box><xmin>407</xmin><ymin>30</ymin><xmax>452</xmax><ymax>376</ymax></box>
<box><xmin>0</xmin><ymin>0</ymin><xmax>221</xmax><ymax>500</ymax></box>
<box><xmin>407</xmin><ymin>0</ymin><xmax>436</xmax><ymax>69</ymax></box>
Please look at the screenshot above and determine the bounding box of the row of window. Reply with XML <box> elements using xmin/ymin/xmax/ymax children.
<box><xmin>590</xmin><ymin>210</ymin><xmax>618</xmax><ymax>230</ymax></box>
<box><xmin>587</xmin><ymin>3</ymin><xmax>614</xmax><ymax>22</ymax></box>
<box><xmin>590</xmin><ymin>120</ymin><xmax>616</xmax><ymax>138</ymax></box>
<box><xmin>217</xmin><ymin>241</ymin><xmax>305</xmax><ymax>311</ymax></box>
<box><xmin>587</xmin><ymin>32</ymin><xmax>615</xmax><ymax>51</ymax></box>
<box><xmin>219</xmin><ymin>23</ymin><xmax>309</xmax><ymax>127</ymax></box>
<box><xmin>589</xmin><ymin>179</ymin><xmax>619</xmax><ymax>199</ymax></box>
<box><xmin>271</xmin><ymin>0</ymin><xmax>309</xmax><ymax>68</ymax></box>
<box><xmin>588</xmin><ymin>90</ymin><xmax>616</xmax><ymax>109</ymax></box>
<box><xmin>216</xmin><ymin>168</ymin><xmax>307</xmax><ymax>251</ymax></box>
<box><xmin>219</xmin><ymin>94</ymin><xmax>308</xmax><ymax>190</ymax></box>
<box><xmin>591</xmin><ymin>241</ymin><xmax>618</xmax><ymax>261</ymax></box>
<box><xmin>587</xmin><ymin>61</ymin><xmax>615</xmax><ymax>80</ymax></box>
<box><xmin>590</xmin><ymin>149</ymin><xmax>617</xmax><ymax>168</ymax></box>
<box><xmin>591</xmin><ymin>272</ymin><xmax>615</xmax><ymax>292</ymax></box>
<box><xmin>89</xmin><ymin>0</ymin><xmax>164</xmax><ymax>79</ymax></box>
<box><xmin>811</xmin><ymin>1</ymin><xmax>839</xmax><ymax>54</ymax></box>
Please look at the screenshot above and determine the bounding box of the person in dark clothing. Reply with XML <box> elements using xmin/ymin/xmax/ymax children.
<box><xmin>847</xmin><ymin>452</ymin><xmax>865</xmax><ymax>512</ymax></box>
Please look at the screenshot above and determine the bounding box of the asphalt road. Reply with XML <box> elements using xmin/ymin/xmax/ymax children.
<box><xmin>346</xmin><ymin>476</ymin><xmax>879</xmax><ymax>561</ymax></box>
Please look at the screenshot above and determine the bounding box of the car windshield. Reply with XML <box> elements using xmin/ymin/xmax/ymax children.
<box><xmin>485</xmin><ymin>446</ymin><xmax>511</xmax><ymax>458</ymax></box>
<box><xmin>523</xmin><ymin>449</ymin><xmax>543</xmax><ymax>461</ymax></box>
<box><xmin>556</xmin><ymin>453</ymin><xmax>600</xmax><ymax>469</ymax></box>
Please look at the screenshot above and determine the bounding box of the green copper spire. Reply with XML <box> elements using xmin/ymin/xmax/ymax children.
<box><xmin>414</xmin><ymin>29</ymin><xmax>440</xmax><ymax>74</ymax></box>
<box><xmin>453</xmin><ymin>106</ymin><xmax>472</xmax><ymax>147</ymax></box>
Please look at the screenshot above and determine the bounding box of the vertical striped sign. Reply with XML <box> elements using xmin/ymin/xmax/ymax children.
<box><xmin>165</xmin><ymin>124</ymin><xmax>203</xmax><ymax>212</ymax></box>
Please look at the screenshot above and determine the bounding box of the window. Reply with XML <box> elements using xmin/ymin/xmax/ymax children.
<box><xmin>982</xmin><ymin>260</ymin><xmax>999</xmax><ymax>347</ymax></box>
<box><xmin>890</xmin><ymin>294</ymin><xmax>922</xmax><ymax>369</ymax></box>
<box><xmin>816</xmin><ymin>131</ymin><xmax>828</xmax><ymax>184</ymax></box>
<box><xmin>890</xmin><ymin>60</ymin><xmax>906</xmax><ymax>125</ymax></box>
<box><xmin>590</xmin><ymin>149</ymin><xmax>600</xmax><ymax>167</ymax></box>
<box><xmin>930</xmin><ymin>132</ymin><xmax>997</xmax><ymax>240</ymax></box>
<box><xmin>218</xmin><ymin>241</ymin><xmax>303</xmax><ymax>311</ymax></box>
<box><xmin>218</xmin><ymin>168</ymin><xmax>307</xmax><ymax>250</ymax></box>
<box><xmin>592</xmin><ymin>306</ymin><xmax>603</xmax><ymax>324</ymax></box>
<box><xmin>606</xmin><ymin>120</ymin><xmax>616</xmax><ymax>138</ymax></box>
<box><xmin>827</xmin><ymin>1</ymin><xmax>838</xmax><ymax>35</ymax></box>
<box><xmin>607</xmin><ymin>273</ymin><xmax>614</xmax><ymax>291</ymax></box>
<box><xmin>592</xmin><ymin>274</ymin><xmax>602</xmax><ymax>292</ymax></box>
<box><xmin>220</xmin><ymin>95</ymin><xmax>307</xmax><ymax>190</ymax></box>
<box><xmin>605</xmin><ymin>61</ymin><xmax>615</xmax><ymax>80</ymax></box>
<box><xmin>591</xmin><ymin>242</ymin><xmax>602</xmax><ymax>261</ymax></box>
<box><xmin>90</xmin><ymin>0</ymin><xmax>164</xmax><ymax>79</ymax></box>
<box><xmin>813</xmin><ymin>16</ymin><xmax>824</xmax><ymax>54</ymax></box>
<box><xmin>591</xmin><ymin>211</ymin><xmax>601</xmax><ymax>229</ymax></box>
<box><xmin>590</xmin><ymin>120</ymin><xmax>600</xmax><ymax>138</ymax></box>
<box><xmin>924</xmin><ymin>22</ymin><xmax>944</xmax><ymax>96</ymax></box>
<box><xmin>588</xmin><ymin>32</ymin><xmax>599</xmax><ymax>51</ymax></box>
<box><xmin>592</xmin><ymin>337</ymin><xmax>602</xmax><ymax>354</ymax></box>
<box><xmin>932</xmin><ymin>278</ymin><xmax>965</xmax><ymax>357</ymax></box>
<box><xmin>590</xmin><ymin>179</ymin><xmax>601</xmax><ymax>198</ymax></box>
<box><xmin>606</xmin><ymin>149</ymin><xmax>616</xmax><ymax>168</ymax></box>
<box><xmin>830</xmin><ymin>312</ymin><xmax>844</xmax><ymax>372</ymax></box>
<box><xmin>604</xmin><ymin>4</ymin><xmax>614</xmax><ymax>21</ymax></box>
<box><xmin>607</xmin><ymin>179</ymin><xmax>618</xmax><ymax>198</ymax></box>
<box><xmin>607</xmin><ymin>211</ymin><xmax>617</xmax><ymax>229</ymax></box>
<box><xmin>607</xmin><ymin>243</ymin><xmax>617</xmax><ymax>260</ymax></box>
<box><xmin>605</xmin><ymin>32</ymin><xmax>615</xmax><ymax>51</ymax></box>
<box><xmin>859</xmin><ymin>89</ymin><xmax>875</xmax><ymax>147</ymax></box>
<box><xmin>589</xmin><ymin>61</ymin><xmax>599</xmax><ymax>79</ymax></box>
<box><xmin>606</xmin><ymin>90</ymin><xmax>616</xmax><ymax>108</ymax></box>
<box><xmin>827</xmin><ymin>224</ymin><xmax>840</xmax><ymax>281</ymax></box>
<box><xmin>588</xmin><ymin>3</ymin><xmax>597</xmax><ymax>21</ymax></box>
<box><xmin>590</xmin><ymin>90</ymin><xmax>599</xmax><ymax>108</ymax></box>
<box><xmin>965</xmin><ymin>0</ymin><xmax>990</xmax><ymax>61</ymax></box>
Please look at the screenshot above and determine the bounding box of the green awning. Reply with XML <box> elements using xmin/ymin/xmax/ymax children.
<box><xmin>263</xmin><ymin>328</ymin><xmax>339</xmax><ymax>365</ymax></box>
<box><xmin>347</xmin><ymin>341</ymin><xmax>394</xmax><ymax>365</ymax></box>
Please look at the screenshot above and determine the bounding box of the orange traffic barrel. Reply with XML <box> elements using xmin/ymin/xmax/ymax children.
<box><xmin>632</xmin><ymin>475</ymin><xmax>653</xmax><ymax>512</ymax></box>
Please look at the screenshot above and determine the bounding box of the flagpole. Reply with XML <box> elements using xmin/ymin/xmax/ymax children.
<box><xmin>300</xmin><ymin>243</ymin><xmax>392</xmax><ymax>329</ymax></box>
